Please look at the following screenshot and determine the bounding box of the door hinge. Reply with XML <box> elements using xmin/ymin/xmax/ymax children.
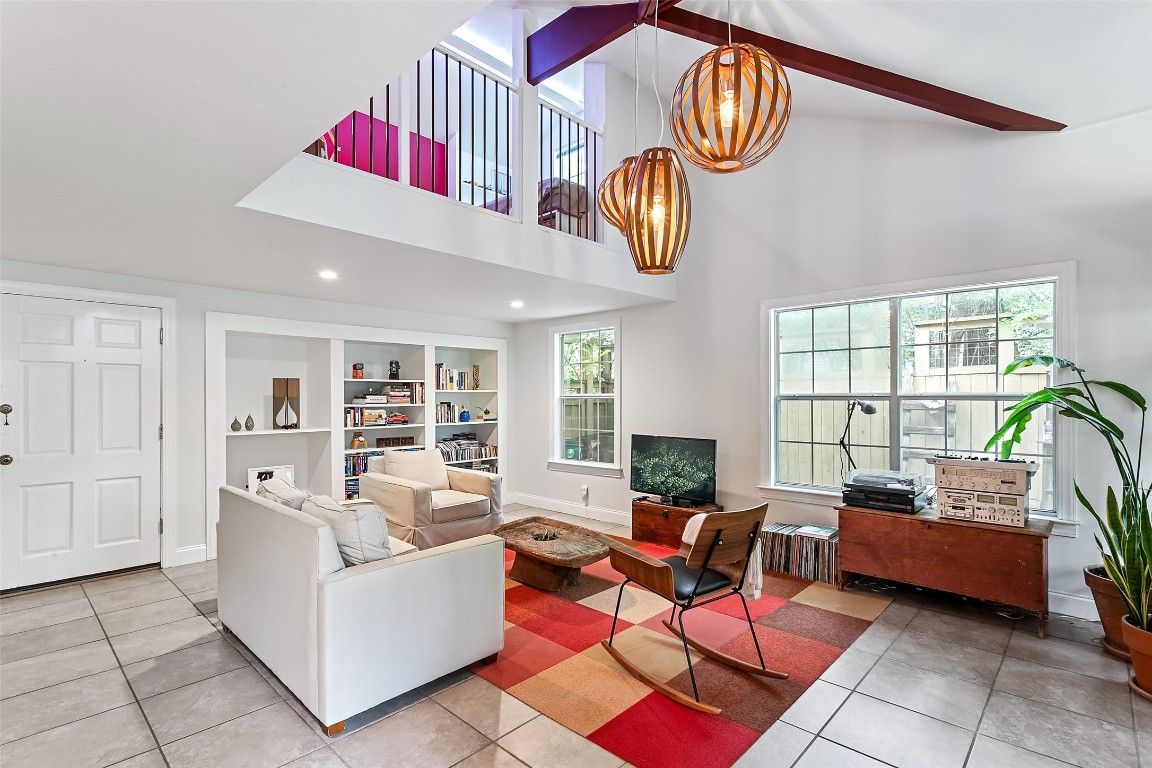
<box><xmin>159</xmin><ymin>327</ymin><xmax>164</xmax><ymax>344</ymax></box>
<box><xmin>158</xmin><ymin>518</ymin><xmax>164</xmax><ymax>535</ymax></box>
<box><xmin>158</xmin><ymin>424</ymin><xmax>164</xmax><ymax>440</ymax></box>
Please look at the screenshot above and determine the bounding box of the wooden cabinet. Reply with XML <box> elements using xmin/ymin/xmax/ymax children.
<box><xmin>837</xmin><ymin>505</ymin><xmax>1052</xmax><ymax>636</ymax></box>
<box><xmin>631</xmin><ymin>498</ymin><xmax>723</xmax><ymax>549</ymax></box>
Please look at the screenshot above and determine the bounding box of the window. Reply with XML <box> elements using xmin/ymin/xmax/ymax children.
<box><xmin>768</xmin><ymin>278</ymin><xmax>1062</xmax><ymax>516</ymax></box>
<box><xmin>550</xmin><ymin>319</ymin><xmax>621</xmax><ymax>475</ymax></box>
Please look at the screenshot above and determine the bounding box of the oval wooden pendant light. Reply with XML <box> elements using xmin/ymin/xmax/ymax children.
<box><xmin>623</xmin><ymin>147</ymin><xmax>691</xmax><ymax>275</ymax></box>
<box><xmin>671</xmin><ymin>43</ymin><xmax>791</xmax><ymax>173</ymax></box>
<box><xmin>596</xmin><ymin>156</ymin><xmax>637</xmax><ymax>233</ymax></box>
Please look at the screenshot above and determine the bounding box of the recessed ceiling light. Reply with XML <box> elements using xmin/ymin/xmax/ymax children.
<box><xmin>319</xmin><ymin>270</ymin><xmax>338</xmax><ymax>280</ymax></box>
<box><xmin>509</xmin><ymin>300</ymin><xmax>524</xmax><ymax>309</ymax></box>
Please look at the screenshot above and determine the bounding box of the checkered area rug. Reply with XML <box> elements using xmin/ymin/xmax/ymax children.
<box><xmin>475</xmin><ymin>541</ymin><xmax>893</xmax><ymax>768</ymax></box>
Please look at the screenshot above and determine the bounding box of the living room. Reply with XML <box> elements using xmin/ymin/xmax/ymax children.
<box><xmin>2</xmin><ymin>1</ymin><xmax>1150</xmax><ymax>767</ymax></box>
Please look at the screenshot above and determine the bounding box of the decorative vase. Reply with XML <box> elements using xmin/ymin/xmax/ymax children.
<box><xmin>1085</xmin><ymin>566</ymin><xmax>1131</xmax><ymax>660</ymax></box>
<box><xmin>245</xmin><ymin>414</ymin><xmax>255</xmax><ymax>431</ymax></box>
<box><xmin>1121</xmin><ymin>615</ymin><xmax>1152</xmax><ymax>702</ymax></box>
<box><xmin>230</xmin><ymin>418</ymin><xmax>242</xmax><ymax>432</ymax></box>
<box><xmin>459</xmin><ymin>407</ymin><xmax>470</xmax><ymax>423</ymax></box>
<box><xmin>276</xmin><ymin>398</ymin><xmax>298</xmax><ymax>429</ymax></box>
<box><xmin>472</xmin><ymin>364</ymin><xmax>480</xmax><ymax>390</ymax></box>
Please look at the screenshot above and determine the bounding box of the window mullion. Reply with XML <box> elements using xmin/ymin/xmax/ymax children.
<box><xmin>889</xmin><ymin>298</ymin><xmax>901</xmax><ymax>472</ymax></box>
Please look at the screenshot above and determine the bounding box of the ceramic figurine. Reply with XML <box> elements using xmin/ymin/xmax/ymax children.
<box><xmin>352</xmin><ymin>363</ymin><xmax>365</xmax><ymax>380</ymax></box>
<box><xmin>388</xmin><ymin>360</ymin><xmax>401</xmax><ymax>380</ymax></box>
<box><xmin>245</xmin><ymin>414</ymin><xmax>255</xmax><ymax>431</ymax></box>
<box><xmin>350</xmin><ymin>432</ymin><xmax>367</xmax><ymax>450</ymax></box>
<box><xmin>230</xmin><ymin>418</ymin><xmax>242</xmax><ymax>432</ymax></box>
<box><xmin>459</xmin><ymin>406</ymin><xmax>470</xmax><ymax>423</ymax></box>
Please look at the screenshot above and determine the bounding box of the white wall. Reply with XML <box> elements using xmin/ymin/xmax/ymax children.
<box><xmin>508</xmin><ymin>110</ymin><xmax>1152</xmax><ymax>617</ymax></box>
<box><xmin>0</xmin><ymin>261</ymin><xmax>512</xmax><ymax>564</ymax></box>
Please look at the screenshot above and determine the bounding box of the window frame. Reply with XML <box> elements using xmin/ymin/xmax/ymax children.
<box><xmin>759</xmin><ymin>262</ymin><xmax>1078</xmax><ymax>535</ymax></box>
<box><xmin>548</xmin><ymin>317</ymin><xmax>623</xmax><ymax>477</ymax></box>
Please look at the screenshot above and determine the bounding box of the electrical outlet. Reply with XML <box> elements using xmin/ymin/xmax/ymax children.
<box><xmin>580</xmin><ymin>484</ymin><xmax>589</xmax><ymax>503</ymax></box>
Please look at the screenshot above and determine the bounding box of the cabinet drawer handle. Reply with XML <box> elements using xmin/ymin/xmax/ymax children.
<box><xmin>662</xmin><ymin>509</ymin><xmax>669</xmax><ymax>519</ymax></box>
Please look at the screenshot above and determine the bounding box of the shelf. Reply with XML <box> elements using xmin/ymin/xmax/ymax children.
<box><xmin>344</xmin><ymin>379</ymin><xmax>424</xmax><ymax>384</ymax></box>
<box><xmin>226</xmin><ymin>427</ymin><xmax>330</xmax><ymax>436</ymax></box>
<box><xmin>436</xmin><ymin>420</ymin><xmax>497</xmax><ymax>427</ymax></box>
<box><xmin>444</xmin><ymin>458</ymin><xmax>498</xmax><ymax>465</ymax></box>
<box><xmin>344</xmin><ymin>446</ymin><xmax>423</xmax><ymax>455</ymax></box>
<box><xmin>434</xmin><ymin>389</ymin><xmax>498</xmax><ymax>394</ymax></box>
<box><xmin>344</xmin><ymin>403</ymin><xmax>424</xmax><ymax>408</ymax></box>
<box><xmin>344</xmin><ymin>423</ymin><xmax>422</xmax><ymax>430</ymax></box>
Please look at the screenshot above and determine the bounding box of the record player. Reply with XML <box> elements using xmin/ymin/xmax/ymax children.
<box><xmin>842</xmin><ymin>469</ymin><xmax>934</xmax><ymax>514</ymax></box>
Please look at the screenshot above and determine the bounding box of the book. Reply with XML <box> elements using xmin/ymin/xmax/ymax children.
<box><xmin>794</xmin><ymin>524</ymin><xmax>837</xmax><ymax>540</ymax></box>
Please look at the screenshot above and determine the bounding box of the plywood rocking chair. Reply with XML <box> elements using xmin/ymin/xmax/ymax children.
<box><xmin>599</xmin><ymin>503</ymin><xmax>788</xmax><ymax>714</ymax></box>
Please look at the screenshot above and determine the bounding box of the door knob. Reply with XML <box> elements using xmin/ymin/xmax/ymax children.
<box><xmin>0</xmin><ymin>455</ymin><xmax>12</xmax><ymax>466</ymax></box>
<box><xmin>0</xmin><ymin>404</ymin><xmax>10</xmax><ymax>426</ymax></box>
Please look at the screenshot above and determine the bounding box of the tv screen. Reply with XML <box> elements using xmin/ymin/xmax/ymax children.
<box><xmin>630</xmin><ymin>434</ymin><xmax>717</xmax><ymax>504</ymax></box>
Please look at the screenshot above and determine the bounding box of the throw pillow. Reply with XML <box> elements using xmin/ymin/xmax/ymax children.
<box><xmin>256</xmin><ymin>477</ymin><xmax>310</xmax><ymax>510</ymax></box>
<box><xmin>301</xmin><ymin>496</ymin><xmax>393</xmax><ymax>566</ymax></box>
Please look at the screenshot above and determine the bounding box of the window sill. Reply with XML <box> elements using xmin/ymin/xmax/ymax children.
<box><xmin>756</xmin><ymin>485</ymin><xmax>842</xmax><ymax>507</ymax></box>
<box><xmin>547</xmin><ymin>460</ymin><xmax>623</xmax><ymax>478</ymax></box>
<box><xmin>1033</xmin><ymin>516</ymin><xmax>1080</xmax><ymax>538</ymax></box>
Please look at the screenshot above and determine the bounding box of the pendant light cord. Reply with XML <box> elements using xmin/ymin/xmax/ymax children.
<box><xmin>653</xmin><ymin>2</ymin><xmax>664</xmax><ymax>146</ymax></box>
<box><xmin>727</xmin><ymin>0</ymin><xmax>732</xmax><ymax>46</ymax></box>
<box><xmin>633</xmin><ymin>23</ymin><xmax>639</xmax><ymax>154</ymax></box>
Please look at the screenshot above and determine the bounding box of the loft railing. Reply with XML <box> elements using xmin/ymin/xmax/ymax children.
<box><xmin>538</xmin><ymin>103</ymin><xmax>602</xmax><ymax>243</ymax></box>
<box><xmin>304</xmin><ymin>47</ymin><xmax>516</xmax><ymax>217</ymax></box>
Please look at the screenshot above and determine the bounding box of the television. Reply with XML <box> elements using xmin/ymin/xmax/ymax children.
<box><xmin>630</xmin><ymin>434</ymin><xmax>717</xmax><ymax>506</ymax></box>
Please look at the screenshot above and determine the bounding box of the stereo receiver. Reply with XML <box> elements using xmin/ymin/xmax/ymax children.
<box><xmin>937</xmin><ymin>489</ymin><xmax>1029</xmax><ymax>527</ymax></box>
<box><xmin>926</xmin><ymin>456</ymin><xmax>1038</xmax><ymax>495</ymax></box>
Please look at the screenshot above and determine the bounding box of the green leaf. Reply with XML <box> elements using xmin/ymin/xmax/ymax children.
<box><xmin>1002</xmin><ymin>355</ymin><xmax>1083</xmax><ymax>376</ymax></box>
<box><xmin>1086</xmin><ymin>380</ymin><xmax>1148</xmax><ymax>411</ymax></box>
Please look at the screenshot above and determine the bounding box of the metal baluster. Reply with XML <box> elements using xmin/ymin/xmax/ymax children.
<box><xmin>483</xmin><ymin>73</ymin><xmax>488</xmax><ymax>209</ymax></box>
<box><xmin>504</xmin><ymin>84</ymin><xmax>510</xmax><ymax>216</ymax></box>
<box><xmin>421</xmin><ymin>55</ymin><xmax>426</xmax><ymax>191</ymax></box>
<box><xmin>457</xmin><ymin>59</ymin><xmax>462</xmax><ymax>202</ymax></box>
<box><xmin>470</xmin><ymin>68</ymin><xmax>476</xmax><ymax>206</ymax></box>
<box><xmin>431</xmin><ymin>51</ymin><xmax>437</xmax><ymax>194</ymax></box>
<box><xmin>386</xmin><ymin>83</ymin><xmax>391</xmax><ymax>179</ymax></box>
<box><xmin>369</xmin><ymin>96</ymin><xmax>375</xmax><ymax>176</ymax></box>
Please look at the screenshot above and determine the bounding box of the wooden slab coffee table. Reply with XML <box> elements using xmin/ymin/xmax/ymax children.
<box><xmin>494</xmin><ymin>516</ymin><xmax>610</xmax><ymax>591</ymax></box>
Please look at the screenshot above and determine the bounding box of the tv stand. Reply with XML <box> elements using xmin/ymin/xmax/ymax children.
<box><xmin>632</xmin><ymin>498</ymin><xmax>723</xmax><ymax>549</ymax></box>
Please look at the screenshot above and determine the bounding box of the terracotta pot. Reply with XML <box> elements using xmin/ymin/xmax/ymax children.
<box><xmin>1084</xmin><ymin>566</ymin><xmax>1131</xmax><ymax>660</ymax></box>
<box><xmin>1121</xmin><ymin>615</ymin><xmax>1152</xmax><ymax>702</ymax></box>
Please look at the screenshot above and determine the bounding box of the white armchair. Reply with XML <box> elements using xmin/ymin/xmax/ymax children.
<box><xmin>359</xmin><ymin>449</ymin><xmax>503</xmax><ymax>549</ymax></box>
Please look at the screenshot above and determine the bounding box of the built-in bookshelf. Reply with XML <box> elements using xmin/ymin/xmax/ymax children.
<box><xmin>205</xmin><ymin>313</ymin><xmax>505</xmax><ymax>554</ymax></box>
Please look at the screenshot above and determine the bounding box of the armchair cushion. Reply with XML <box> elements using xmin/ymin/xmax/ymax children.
<box><xmin>430</xmin><ymin>490</ymin><xmax>490</xmax><ymax>523</ymax></box>
<box><xmin>378</xmin><ymin>450</ymin><xmax>450</xmax><ymax>491</ymax></box>
<box><xmin>302</xmin><ymin>496</ymin><xmax>392</xmax><ymax>566</ymax></box>
<box><xmin>256</xmin><ymin>477</ymin><xmax>311</xmax><ymax>510</ymax></box>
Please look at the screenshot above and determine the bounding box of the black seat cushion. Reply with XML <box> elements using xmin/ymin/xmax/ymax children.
<box><xmin>660</xmin><ymin>556</ymin><xmax>732</xmax><ymax>601</ymax></box>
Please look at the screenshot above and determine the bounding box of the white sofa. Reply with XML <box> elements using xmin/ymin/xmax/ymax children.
<box><xmin>217</xmin><ymin>486</ymin><xmax>505</xmax><ymax>734</ymax></box>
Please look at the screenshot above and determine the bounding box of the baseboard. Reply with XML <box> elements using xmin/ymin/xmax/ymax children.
<box><xmin>164</xmin><ymin>544</ymin><xmax>208</xmax><ymax>569</ymax></box>
<box><xmin>1049</xmin><ymin>589</ymin><xmax>1096</xmax><ymax>621</ymax></box>
<box><xmin>506</xmin><ymin>492</ymin><xmax>630</xmax><ymax>527</ymax></box>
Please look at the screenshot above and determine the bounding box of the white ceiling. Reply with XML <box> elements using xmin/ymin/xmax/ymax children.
<box><xmin>3</xmin><ymin>1</ymin><xmax>1149</xmax><ymax>323</ymax></box>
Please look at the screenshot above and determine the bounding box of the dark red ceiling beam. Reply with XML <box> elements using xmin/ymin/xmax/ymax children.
<box><xmin>651</xmin><ymin>8</ymin><xmax>1064</xmax><ymax>131</ymax></box>
<box><xmin>527</xmin><ymin>1</ymin><xmax>681</xmax><ymax>86</ymax></box>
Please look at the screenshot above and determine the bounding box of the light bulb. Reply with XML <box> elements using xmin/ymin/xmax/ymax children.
<box><xmin>719</xmin><ymin>78</ymin><xmax>735</xmax><ymax>128</ymax></box>
<box><xmin>719</xmin><ymin>93</ymin><xmax>735</xmax><ymax>128</ymax></box>
<box><xmin>650</xmin><ymin>192</ymin><xmax>665</xmax><ymax>225</ymax></box>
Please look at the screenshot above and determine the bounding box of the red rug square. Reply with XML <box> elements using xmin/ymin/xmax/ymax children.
<box><xmin>581</xmin><ymin>557</ymin><xmax>627</xmax><ymax>584</ymax></box>
<box><xmin>589</xmin><ymin>691</ymin><xmax>761</xmax><ymax>768</ymax></box>
<box><xmin>756</xmin><ymin>601</ymin><xmax>870</xmax><ymax>649</ymax></box>
<box><xmin>665</xmin><ymin>658</ymin><xmax>808</xmax><ymax>732</ymax></box>
<box><xmin>474</xmin><ymin>625</ymin><xmax>575</xmax><ymax>689</ymax></box>
<box><xmin>507</xmin><ymin>586</ymin><xmax>631</xmax><ymax>652</ymax></box>
<box><xmin>719</xmin><ymin>624</ymin><xmax>843</xmax><ymax>685</ymax></box>
<box><xmin>702</xmin><ymin>592</ymin><xmax>788</xmax><ymax>622</ymax></box>
<box><xmin>640</xmin><ymin>606</ymin><xmax>751</xmax><ymax>651</ymax></box>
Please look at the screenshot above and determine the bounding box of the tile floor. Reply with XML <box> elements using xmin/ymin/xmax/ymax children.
<box><xmin>0</xmin><ymin>502</ymin><xmax>1145</xmax><ymax>768</ymax></box>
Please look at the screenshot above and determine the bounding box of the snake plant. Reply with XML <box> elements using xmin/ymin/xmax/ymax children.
<box><xmin>985</xmin><ymin>355</ymin><xmax>1150</xmax><ymax>631</ymax></box>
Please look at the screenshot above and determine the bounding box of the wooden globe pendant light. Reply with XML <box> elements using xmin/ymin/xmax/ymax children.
<box><xmin>596</xmin><ymin>156</ymin><xmax>637</xmax><ymax>233</ymax></box>
<box><xmin>670</xmin><ymin>42</ymin><xmax>791</xmax><ymax>173</ymax></box>
<box><xmin>623</xmin><ymin>147</ymin><xmax>691</xmax><ymax>275</ymax></box>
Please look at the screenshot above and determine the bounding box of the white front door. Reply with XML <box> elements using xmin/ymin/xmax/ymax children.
<box><xmin>0</xmin><ymin>294</ymin><xmax>162</xmax><ymax>589</ymax></box>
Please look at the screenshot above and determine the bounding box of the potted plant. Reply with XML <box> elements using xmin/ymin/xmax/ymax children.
<box><xmin>987</xmin><ymin>355</ymin><xmax>1150</xmax><ymax>696</ymax></box>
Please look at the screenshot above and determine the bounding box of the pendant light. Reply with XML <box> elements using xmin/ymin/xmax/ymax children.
<box><xmin>623</xmin><ymin>5</ymin><xmax>692</xmax><ymax>275</ymax></box>
<box><xmin>670</xmin><ymin>2</ymin><xmax>791</xmax><ymax>173</ymax></box>
<box><xmin>597</xmin><ymin>156</ymin><xmax>637</xmax><ymax>233</ymax></box>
